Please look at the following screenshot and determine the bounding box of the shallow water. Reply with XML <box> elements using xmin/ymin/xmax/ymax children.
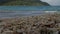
<box><xmin>0</xmin><ymin>11</ymin><xmax>46</xmax><ymax>18</ymax></box>
<box><xmin>0</xmin><ymin>10</ymin><xmax>58</xmax><ymax>19</ymax></box>
<box><xmin>0</xmin><ymin>6</ymin><xmax>60</xmax><ymax>18</ymax></box>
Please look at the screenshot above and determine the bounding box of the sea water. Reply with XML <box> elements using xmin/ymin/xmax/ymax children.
<box><xmin>0</xmin><ymin>6</ymin><xmax>60</xmax><ymax>11</ymax></box>
<box><xmin>0</xmin><ymin>6</ymin><xmax>60</xmax><ymax>18</ymax></box>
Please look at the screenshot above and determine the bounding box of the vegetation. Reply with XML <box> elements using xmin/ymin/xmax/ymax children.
<box><xmin>0</xmin><ymin>0</ymin><xmax>50</xmax><ymax>6</ymax></box>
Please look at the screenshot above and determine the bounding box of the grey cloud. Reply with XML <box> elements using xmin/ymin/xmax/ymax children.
<box><xmin>40</xmin><ymin>0</ymin><xmax>60</xmax><ymax>6</ymax></box>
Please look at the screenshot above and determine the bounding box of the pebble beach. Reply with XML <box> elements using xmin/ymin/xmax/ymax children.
<box><xmin>0</xmin><ymin>13</ymin><xmax>60</xmax><ymax>34</ymax></box>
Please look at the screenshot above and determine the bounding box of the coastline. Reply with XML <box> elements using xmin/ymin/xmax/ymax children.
<box><xmin>0</xmin><ymin>12</ymin><xmax>60</xmax><ymax>34</ymax></box>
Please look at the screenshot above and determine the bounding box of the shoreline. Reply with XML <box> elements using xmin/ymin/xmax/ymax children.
<box><xmin>0</xmin><ymin>12</ymin><xmax>60</xmax><ymax>34</ymax></box>
<box><xmin>0</xmin><ymin>13</ymin><xmax>52</xmax><ymax>20</ymax></box>
<box><xmin>0</xmin><ymin>11</ymin><xmax>58</xmax><ymax>19</ymax></box>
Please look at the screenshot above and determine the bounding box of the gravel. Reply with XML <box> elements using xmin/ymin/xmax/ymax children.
<box><xmin>0</xmin><ymin>13</ymin><xmax>60</xmax><ymax>34</ymax></box>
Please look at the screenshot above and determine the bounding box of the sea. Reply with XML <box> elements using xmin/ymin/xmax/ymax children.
<box><xmin>0</xmin><ymin>6</ymin><xmax>60</xmax><ymax>18</ymax></box>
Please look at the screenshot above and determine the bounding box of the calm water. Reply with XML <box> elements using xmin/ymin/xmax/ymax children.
<box><xmin>0</xmin><ymin>6</ymin><xmax>60</xmax><ymax>18</ymax></box>
<box><xmin>0</xmin><ymin>6</ymin><xmax>60</xmax><ymax>11</ymax></box>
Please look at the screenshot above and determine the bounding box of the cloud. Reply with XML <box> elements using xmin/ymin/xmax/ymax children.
<box><xmin>40</xmin><ymin>0</ymin><xmax>60</xmax><ymax>6</ymax></box>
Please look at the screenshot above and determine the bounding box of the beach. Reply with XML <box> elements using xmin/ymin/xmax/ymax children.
<box><xmin>0</xmin><ymin>13</ymin><xmax>60</xmax><ymax>34</ymax></box>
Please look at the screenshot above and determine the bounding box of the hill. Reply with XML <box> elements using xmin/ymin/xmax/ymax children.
<box><xmin>0</xmin><ymin>0</ymin><xmax>50</xmax><ymax>6</ymax></box>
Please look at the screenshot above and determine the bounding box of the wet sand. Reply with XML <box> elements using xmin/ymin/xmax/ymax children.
<box><xmin>0</xmin><ymin>13</ymin><xmax>60</xmax><ymax>34</ymax></box>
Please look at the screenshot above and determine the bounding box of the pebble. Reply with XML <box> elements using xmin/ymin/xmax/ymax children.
<box><xmin>0</xmin><ymin>13</ymin><xmax>60</xmax><ymax>34</ymax></box>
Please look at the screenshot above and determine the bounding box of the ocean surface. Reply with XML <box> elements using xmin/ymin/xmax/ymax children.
<box><xmin>0</xmin><ymin>6</ymin><xmax>60</xmax><ymax>11</ymax></box>
<box><xmin>0</xmin><ymin>6</ymin><xmax>60</xmax><ymax>18</ymax></box>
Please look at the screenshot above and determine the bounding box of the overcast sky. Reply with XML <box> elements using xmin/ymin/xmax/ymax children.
<box><xmin>40</xmin><ymin>0</ymin><xmax>60</xmax><ymax>6</ymax></box>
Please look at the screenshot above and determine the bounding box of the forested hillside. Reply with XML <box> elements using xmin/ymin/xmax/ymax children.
<box><xmin>0</xmin><ymin>0</ymin><xmax>50</xmax><ymax>6</ymax></box>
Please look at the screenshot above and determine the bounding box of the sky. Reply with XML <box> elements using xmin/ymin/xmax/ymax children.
<box><xmin>40</xmin><ymin>0</ymin><xmax>60</xmax><ymax>6</ymax></box>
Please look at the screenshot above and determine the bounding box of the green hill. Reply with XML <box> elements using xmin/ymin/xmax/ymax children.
<box><xmin>0</xmin><ymin>0</ymin><xmax>50</xmax><ymax>6</ymax></box>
